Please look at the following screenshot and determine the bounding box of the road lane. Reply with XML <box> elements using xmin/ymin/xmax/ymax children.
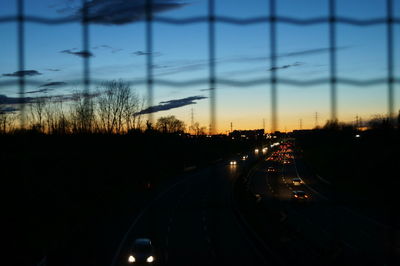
<box><xmin>249</xmin><ymin>144</ymin><xmax>398</xmax><ymax>264</ymax></box>
<box><xmin>112</xmin><ymin>157</ymin><xmax>269</xmax><ymax>266</ymax></box>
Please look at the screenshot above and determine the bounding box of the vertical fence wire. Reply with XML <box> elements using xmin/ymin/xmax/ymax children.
<box><xmin>208</xmin><ymin>0</ymin><xmax>216</xmax><ymax>134</ymax></box>
<box><xmin>386</xmin><ymin>1</ymin><xmax>396</xmax><ymax>262</ymax></box>
<box><xmin>81</xmin><ymin>0</ymin><xmax>90</xmax><ymax>118</ymax></box>
<box><xmin>329</xmin><ymin>0</ymin><xmax>337</xmax><ymax>121</ymax></box>
<box><xmin>146</xmin><ymin>0</ymin><xmax>154</xmax><ymax>124</ymax></box>
<box><xmin>17</xmin><ymin>0</ymin><xmax>25</xmax><ymax>127</ymax></box>
<box><xmin>269</xmin><ymin>0</ymin><xmax>277</xmax><ymax>133</ymax></box>
<box><xmin>386</xmin><ymin>0</ymin><xmax>394</xmax><ymax>121</ymax></box>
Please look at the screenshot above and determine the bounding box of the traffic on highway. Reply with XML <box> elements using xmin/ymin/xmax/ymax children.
<box><xmin>111</xmin><ymin>139</ymin><xmax>398</xmax><ymax>266</ymax></box>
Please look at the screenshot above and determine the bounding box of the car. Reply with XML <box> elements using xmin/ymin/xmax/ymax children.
<box><xmin>127</xmin><ymin>238</ymin><xmax>156</xmax><ymax>265</ymax></box>
<box><xmin>230</xmin><ymin>160</ymin><xmax>237</xmax><ymax>165</ymax></box>
<box><xmin>267</xmin><ymin>166</ymin><xmax>277</xmax><ymax>172</ymax></box>
<box><xmin>291</xmin><ymin>177</ymin><xmax>303</xmax><ymax>186</ymax></box>
<box><xmin>242</xmin><ymin>155</ymin><xmax>248</xmax><ymax>160</ymax></box>
<box><xmin>291</xmin><ymin>190</ymin><xmax>309</xmax><ymax>201</ymax></box>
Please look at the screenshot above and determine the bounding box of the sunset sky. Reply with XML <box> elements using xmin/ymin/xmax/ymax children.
<box><xmin>1</xmin><ymin>0</ymin><xmax>399</xmax><ymax>133</ymax></box>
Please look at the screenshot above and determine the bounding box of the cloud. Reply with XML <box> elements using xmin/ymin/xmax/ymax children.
<box><xmin>39</xmin><ymin>81</ymin><xmax>67</xmax><ymax>88</ymax></box>
<box><xmin>199</xmin><ymin>88</ymin><xmax>214</xmax><ymax>92</ymax></box>
<box><xmin>71</xmin><ymin>0</ymin><xmax>188</xmax><ymax>25</ymax></box>
<box><xmin>17</xmin><ymin>82</ymin><xmax>68</xmax><ymax>94</ymax></box>
<box><xmin>133</xmin><ymin>51</ymin><xmax>162</xmax><ymax>56</ymax></box>
<box><xmin>267</xmin><ymin>62</ymin><xmax>303</xmax><ymax>71</ymax></box>
<box><xmin>24</xmin><ymin>88</ymin><xmax>51</xmax><ymax>94</ymax></box>
<box><xmin>48</xmin><ymin>92</ymin><xmax>101</xmax><ymax>103</ymax></box>
<box><xmin>136</xmin><ymin>95</ymin><xmax>207</xmax><ymax>115</ymax></box>
<box><xmin>0</xmin><ymin>94</ymin><xmax>29</xmax><ymax>104</ymax></box>
<box><xmin>46</xmin><ymin>68</ymin><xmax>61</xmax><ymax>72</ymax></box>
<box><xmin>284</xmin><ymin>47</ymin><xmax>342</xmax><ymax>57</ymax></box>
<box><xmin>2</xmin><ymin>70</ymin><xmax>42</xmax><ymax>77</ymax></box>
<box><xmin>225</xmin><ymin>46</ymin><xmax>349</xmax><ymax>64</ymax></box>
<box><xmin>0</xmin><ymin>92</ymin><xmax>100</xmax><ymax>105</ymax></box>
<box><xmin>152</xmin><ymin>47</ymin><xmax>346</xmax><ymax>77</ymax></box>
<box><xmin>60</xmin><ymin>49</ymin><xmax>94</xmax><ymax>58</ymax></box>
<box><xmin>154</xmin><ymin>60</ymin><xmax>207</xmax><ymax>76</ymax></box>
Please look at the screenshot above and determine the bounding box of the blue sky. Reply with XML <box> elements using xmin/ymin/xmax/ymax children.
<box><xmin>0</xmin><ymin>0</ymin><xmax>399</xmax><ymax>132</ymax></box>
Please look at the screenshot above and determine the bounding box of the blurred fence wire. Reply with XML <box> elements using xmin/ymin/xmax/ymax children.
<box><xmin>1</xmin><ymin>0</ymin><xmax>399</xmax><ymax>132</ymax></box>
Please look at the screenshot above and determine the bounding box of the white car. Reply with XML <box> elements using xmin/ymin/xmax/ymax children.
<box><xmin>292</xmin><ymin>177</ymin><xmax>303</xmax><ymax>186</ymax></box>
<box><xmin>127</xmin><ymin>238</ymin><xmax>156</xmax><ymax>264</ymax></box>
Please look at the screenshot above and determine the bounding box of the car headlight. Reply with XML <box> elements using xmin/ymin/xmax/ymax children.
<box><xmin>128</xmin><ymin>255</ymin><xmax>136</xmax><ymax>263</ymax></box>
<box><xmin>147</xmin><ymin>256</ymin><xmax>155</xmax><ymax>263</ymax></box>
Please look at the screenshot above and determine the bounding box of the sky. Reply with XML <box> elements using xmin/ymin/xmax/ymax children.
<box><xmin>0</xmin><ymin>0</ymin><xmax>399</xmax><ymax>133</ymax></box>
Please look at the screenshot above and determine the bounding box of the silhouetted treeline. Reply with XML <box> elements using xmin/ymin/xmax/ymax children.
<box><xmin>293</xmin><ymin>126</ymin><xmax>399</xmax><ymax>219</ymax></box>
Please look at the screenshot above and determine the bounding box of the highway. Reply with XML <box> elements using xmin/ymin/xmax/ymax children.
<box><xmin>249</xmin><ymin>142</ymin><xmax>399</xmax><ymax>265</ymax></box>
<box><xmin>111</xmin><ymin>155</ymin><xmax>274</xmax><ymax>266</ymax></box>
<box><xmin>109</xmin><ymin>142</ymin><xmax>399</xmax><ymax>266</ymax></box>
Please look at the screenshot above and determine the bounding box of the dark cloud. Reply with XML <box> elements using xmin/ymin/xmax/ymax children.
<box><xmin>19</xmin><ymin>82</ymin><xmax>68</xmax><ymax>94</ymax></box>
<box><xmin>283</xmin><ymin>47</ymin><xmax>349</xmax><ymax>57</ymax></box>
<box><xmin>155</xmin><ymin>60</ymin><xmax>207</xmax><ymax>76</ymax></box>
<box><xmin>48</xmin><ymin>92</ymin><xmax>101</xmax><ymax>103</ymax></box>
<box><xmin>133</xmin><ymin>51</ymin><xmax>162</xmax><ymax>56</ymax></box>
<box><xmin>267</xmin><ymin>62</ymin><xmax>303</xmax><ymax>71</ymax></box>
<box><xmin>24</xmin><ymin>88</ymin><xmax>50</xmax><ymax>94</ymax></box>
<box><xmin>60</xmin><ymin>49</ymin><xmax>94</xmax><ymax>58</ymax></box>
<box><xmin>0</xmin><ymin>94</ymin><xmax>29</xmax><ymax>104</ymax></box>
<box><xmin>39</xmin><ymin>81</ymin><xmax>67</xmax><ymax>88</ymax></box>
<box><xmin>136</xmin><ymin>95</ymin><xmax>207</xmax><ymax>115</ymax></box>
<box><xmin>72</xmin><ymin>0</ymin><xmax>188</xmax><ymax>25</ymax></box>
<box><xmin>2</xmin><ymin>70</ymin><xmax>42</xmax><ymax>77</ymax></box>
<box><xmin>152</xmin><ymin>47</ymin><xmax>346</xmax><ymax>77</ymax></box>
<box><xmin>0</xmin><ymin>92</ymin><xmax>100</xmax><ymax>105</ymax></box>
<box><xmin>225</xmin><ymin>46</ymin><xmax>348</xmax><ymax>64</ymax></box>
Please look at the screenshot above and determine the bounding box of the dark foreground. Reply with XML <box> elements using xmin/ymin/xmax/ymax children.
<box><xmin>4</xmin><ymin>129</ymin><xmax>400</xmax><ymax>265</ymax></box>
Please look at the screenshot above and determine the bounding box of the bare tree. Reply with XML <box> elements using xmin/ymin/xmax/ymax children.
<box><xmin>70</xmin><ymin>92</ymin><xmax>96</xmax><ymax>133</ymax></box>
<box><xmin>43</xmin><ymin>100</ymin><xmax>71</xmax><ymax>134</ymax></box>
<box><xmin>189</xmin><ymin>122</ymin><xmax>207</xmax><ymax>135</ymax></box>
<box><xmin>97</xmin><ymin>80</ymin><xmax>142</xmax><ymax>133</ymax></box>
<box><xmin>0</xmin><ymin>107</ymin><xmax>18</xmax><ymax>133</ymax></box>
<box><xmin>29</xmin><ymin>97</ymin><xmax>46</xmax><ymax>132</ymax></box>
<box><xmin>156</xmin><ymin>116</ymin><xmax>186</xmax><ymax>133</ymax></box>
